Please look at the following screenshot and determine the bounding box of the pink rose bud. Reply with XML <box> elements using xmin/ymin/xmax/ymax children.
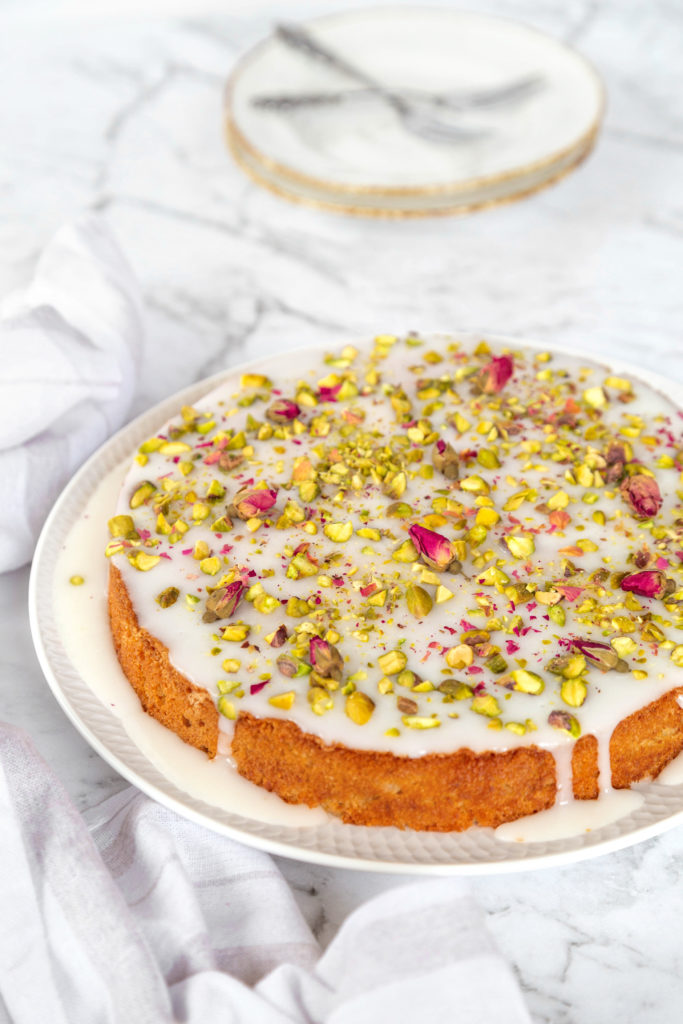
<box><xmin>571</xmin><ymin>638</ymin><xmax>619</xmax><ymax>671</ymax></box>
<box><xmin>203</xmin><ymin>580</ymin><xmax>246</xmax><ymax>622</ymax></box>
<box><xmin>409</xmin><ymin>523</ymin><xmax>455</xmax><ymax>571</ymax></box>
<box><xmin>620</xmin><ymin>475</ymin><xmax>662</xmax><ymax>520</ymax></box>
<box><xmin>309</xmin><ymin>636</ymin><xmax>344</xmax><ymax>680</ymax></box>
<box><xmin>480</xmin><ymin>355</ymin><xmax>514</xmax><ymax>394</ymax></box>
<box><xmin>620</xmin><ymin>570</ymin><xmax>672</xmax><ymax>600</ymax></box>
<box><xmin>266</xmin><ymin>399</ymin><xmax>301</xmax><ymax>423</ymax></box>
<box><xmin>233</xmin><ymin>487</ymin><xmax>278</xmax><ymax>520</ymax></box>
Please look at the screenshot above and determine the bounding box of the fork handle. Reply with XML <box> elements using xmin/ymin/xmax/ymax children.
<box><xmin>275</xmin><ymin>24</ymin><xmax>397</xmax><ymax>102</ymax></box>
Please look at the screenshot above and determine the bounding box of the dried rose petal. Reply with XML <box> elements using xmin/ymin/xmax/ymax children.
<box><xmin>309</xmin><ymin>635</ymin><xmax>344</xmax><ymax>680</ymax></box>
<box><xmin>619</xmin><ymin>570</ymin><xmax>673</xmax><ymax>600</ymax></box>
<box><xmin>232</xmin><ymin>487</ymin><xmax>278</xmax><ymax>520</ymax></box>
<box><xmin>480</xmin><ymin>355</ymin><xmax>514</xmax><ymax>394</ymax></box>
<box><xmin>203</xmin><ymin>580</ymin><xmax>246</xmax><ymax>623</ymax></box>
<box><xmin>620</xmin><ymin>475</ymin><xmax>662</xmax><ymax>520</ymax></box>
<box><xmin>266</xmin><ymin>399</ymin><xmax>301</xmax><ymax>423</ymax></box>
<box><xmin>318</xmin><ymin>382</ymin><xmax>343</xmax><ymax>403</ymax></box>
<box><xmin>409</xmin><ymin>524</ymin><xmax>455</xmax><ymax>571</ymax></box>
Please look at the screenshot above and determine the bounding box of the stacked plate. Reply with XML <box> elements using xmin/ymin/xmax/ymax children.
<box><xmin>225</xmin><ymin>7</ymin><xmax>605</xmax><ymax>218</ymax></box>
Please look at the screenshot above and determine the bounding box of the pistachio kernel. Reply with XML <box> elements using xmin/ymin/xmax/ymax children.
<box><xmin>156</xmin><ymin>586</ymin><xmax>180</xmax><ymax>608</ymax></box>
<box><xmin>345</xmin><ymin>691</ymin><xmax>375</xmax><ymax>725</ymax></box>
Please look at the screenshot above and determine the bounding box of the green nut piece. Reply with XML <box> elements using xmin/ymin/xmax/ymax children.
<box><xmin>217</xmin><ymin>696</ymin><xmax>237</xmax><ymax>720</ymax></box>
<box><xmin>156</xmin><ymin>586</ymin><xmax>180</xmax><ymax>608</ymax></box>
<box><xmin>222</xmin><ymin>622</ymin><xmax>250</xmax><ymax>642</ymax></box>
<box><xmin>485</xmin><ymin>652</ymin><xmax>508</xmax><ymax>675</ymax></box>
<box><xmin>129</xmin><ymin>481</ymin><xmax>156</xmax><ymax>509</ymax></box>
<box><xmin>548</xmin><ymin>709</ymin><xmax>581</xmax><ymax>738</ymax></box>
<box><xmin>386</xmin><ymin>501</ymin><xmax>414</xmax><ymax>519</ymax></box>
<box><xmin>560</xmin><ymin>678</ymin><xmax>588</xmax><ymax>708</ymax></box>
<box><xmin>406</xmin><ymin>584</ymin><xmax>433</xmax><ymax>618</ymax></box>
<box><xmin>345</xmin><ymin>691</ymin><xmax>375</xmax><ymax>725</ymax></box>
<box><xmin>401</xmin><ymin>714</ymin><xmax>441</xmax><ymax>729</ymax></box>
<box><xmin>108</xmin><ymin>515</ymin><xmax>137</xmax><ymax>538</ymax></box>
<box><xmin>671</xmin><ymin>645</ymin><xmax>683</xmax><ymax>668</ymax></box>
<box><xmin>254</xmin><ymin>593</ymin><xmax>280</xmax><ymax>614</ymax></box>
<box><xmin>276</xmin><ymin>654</ymin><xmax>311</xmax><ymax>678</ymax></box>
<box><xmin>438</xmin><ymin>679</ymin><xmax>473</xmax><ymax>700</ymax></box>
<box><xmin>506</xmin><ymin>534</ymin><xmax>535</xmax><ymax>559</ymax></box>
<box><xmin>510</xmin><ymin>669</ymin><xmax>545</xmax><ymax>695</ymax></box>
<box><xmin>308</xmin><ymin>686</ymin><xmax>334</xmax><ymax>715</ymax></box>
<box><xmin>561</xmin><ymin>654</ymin><xmax>587</xmax><ymax>679</ymax></box>
<box><xmin>471</xmin><ymin>695</ymin><xmax>502</xmax><ymax>717</ymax></box>
<box><xmin>549</xmin><ymin>605</ymin><xmax>566</xmax><ymax>627</ymax></box>
<box><xmin>377</xmin><ymin>650</ymin><xmax>408</xmax><ymax>676</ymax></box>
<box><xmin>392</xmin><ymin>539</ymin><xmax>419</xmax><ymax>563</ymax></box>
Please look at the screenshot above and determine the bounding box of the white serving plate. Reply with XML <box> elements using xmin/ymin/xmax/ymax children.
<box><xmin>225</xmin><ymin>8</ymin><xmax>605</xmax><ymax>216</ymax></box>
<box><xmin>29</xmin><ymin>336</ymin><xmax>683</xmax><ymax>874</ymax></box>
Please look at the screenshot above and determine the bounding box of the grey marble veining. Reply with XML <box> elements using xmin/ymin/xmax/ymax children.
<box><xmin>3</xmin><ymin>1</ymin><xmax>683</xmax><ymax>1021</ymax></box>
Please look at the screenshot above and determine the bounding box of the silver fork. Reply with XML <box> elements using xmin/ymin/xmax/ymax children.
<box><xmin>252</xmin><ymin>77</ymin><xmax>544</xmax><ymax>114</ymax></box>
<box><xmin>274</xmin><ymin>22</ymin><xmax>490</xmax><ymax>145</ymax></box>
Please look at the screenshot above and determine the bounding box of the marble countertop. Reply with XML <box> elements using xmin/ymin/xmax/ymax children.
<box><xmin>3</xmin><ymin>1</ymin><xmax>683</xmax><ymax>1020</ymax></box>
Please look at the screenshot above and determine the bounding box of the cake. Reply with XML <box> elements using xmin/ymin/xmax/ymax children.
<box><xmin>107</xmin><ymin>334</ymin><xmax>683</xmax><ymax>832</ymax></box>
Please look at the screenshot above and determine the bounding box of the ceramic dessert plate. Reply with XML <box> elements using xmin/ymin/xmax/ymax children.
<box><xmin>29</xmin><ymin>336</ymin><xmax>683</xmax><ymax>874</ymax></box>
<box><xmin>225</xmin><ymin>8</ymin><xmax>605</xmax><ymax>217</ymax></box>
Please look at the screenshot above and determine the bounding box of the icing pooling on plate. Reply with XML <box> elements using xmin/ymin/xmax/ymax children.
<box><xmin>109</xmin><ymin>335</ymin><xmax>683</xmax><ymax>789</ymax></box>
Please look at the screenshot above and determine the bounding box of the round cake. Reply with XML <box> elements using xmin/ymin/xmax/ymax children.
<box><xmin>107</xmin><ymin>334</ymin><xmax>683</xmax><ymax>832</ymax></box>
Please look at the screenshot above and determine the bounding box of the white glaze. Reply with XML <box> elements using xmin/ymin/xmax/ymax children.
<box><xmin>495</xmin><ymin>788</ymin><xmax>644</xmax><ymax>843</ymax></box>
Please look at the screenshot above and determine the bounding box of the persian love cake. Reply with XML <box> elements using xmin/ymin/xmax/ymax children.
<box><xmin>107</xmin><ymin>335</ymin><xmax>683</xmax><ymax>833</ymax></box>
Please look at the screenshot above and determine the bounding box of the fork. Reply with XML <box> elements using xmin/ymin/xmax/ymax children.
<box><xmin>274</xmin><ymin>22</ymin><xmax>490</xmax><ymax>145</ymax></box>
<box><xmin>252</xmin><ymin>76</ymin><xmax>544</xmax><ymax>114</ymax></box>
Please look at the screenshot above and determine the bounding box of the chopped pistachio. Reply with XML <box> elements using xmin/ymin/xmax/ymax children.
<box><xmin>438</xmin><ymin>679</ymin><xmax>473</xmax><ymax>700</ymax></box>
<box><xmin>549</xmin><ymin>605</ymin><xmax>566</xmax><ymax>627</ymax></box>
<box><xmin>401</xmin><ymin>714</ymin><xmax>441</xmax><ymax>729</ymax></box>
<box><xmin>128</xmin><ymin>551</ymin><xmax>161</xmax><ymax>572</ymax></box>
<box><xmin>324</xmin><ymin>521</ymin><xmax>353</xmax><ymax>543</ymax></box>
<box><xmin>377</xmin><ymin>650</ymin><xmax>408</xmax><ymax>676</ymax></box>
<box><xmin>392</xmin><ymin>539</ymin><xmax>419</xmax><ymax>563</ymax></box>
<box><xmin>156</xmin><ymin>586</ymin><xmax>179</xmax><ymax>608</ymax></box>
<box><xmin>548</xmin><ymin>710</ymin><xmax>581</xmax><ymax>737</ymax></box>
<box><xmin>108</xmin><ymin>515</ymin><xmax>136</xmax><ymax>538</ymax></box>
<box><xmin>510</xmin><ymin>669</ymin><xmax>545</xmax><ymax>695</ymax></box>
<box><xmin>268</xmin><ymin>691</ymin><xmax>296</xmax><ymax>710</ymax></box>
<box><xmin>345</xmin><ymin>691</ymin><xmax>375</xmax><ymax>725</ymax></box>
<box><xmin>308</xmin><ymin>686</ymin><xmax>334</xmax><ymax>715</ymax></box>
<box><xmin>446</xmin><ymin>645</ymin><xmax>474</xmax><ymax>669</ymax></box>
<box><xmin>406</xmin><ymin>584</ymin><xmax>433</xmax><ymax>618</ymax></box>
<box><xmin>471</xmin><ymin>695</ymin><xmax>501</xmax><ymax>717</ymax></box>
<box><xmin>129</xmin><ymin>482</ymin><xmax>156</xmax><ymax>509</ymax></box>
<box><xmin>560</xmin><ymin>678</ymin><xmax>588</xmax><ymax>707</ymax></box>
<box><xmin>506</xmin><ymin>534</ymin><xmax>535</xmax><ymax>559</ymax></box>
<box><xmin>217</xmin><ymin>696</ymin><xmax>237</xmax><ymax>720</ymax></box>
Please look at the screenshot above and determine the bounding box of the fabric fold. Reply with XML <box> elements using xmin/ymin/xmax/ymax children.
<box><xmin>0</xmin><ymin>215</ymin><xmax>143</xmax><ymax>572</ymax></box>
<box><xmin>0</xmin><ymin>721</ymin><xmax>531</xmax><ymax>1023</ymax></box>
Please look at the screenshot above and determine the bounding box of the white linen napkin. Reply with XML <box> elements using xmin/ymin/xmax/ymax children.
<box><xmin>0</xmin><ymin>215</ymin><xmax>142</xmax><ymax>573</ymax></box>
<box><xmin>0</xmin><ymin>722</ymin><xmax>532</xmax><ymax>1024</ymax></box>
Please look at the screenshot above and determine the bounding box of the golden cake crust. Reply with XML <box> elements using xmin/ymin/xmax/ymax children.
<box><xmin>109</xmin><ymin>564</ymin><xmax>683</xmax><ymax>830</ymax></box>
<box><xmin>108</xmin><ymin>564</ymin><xmax>219</xmax><ymax>758</ymax></box>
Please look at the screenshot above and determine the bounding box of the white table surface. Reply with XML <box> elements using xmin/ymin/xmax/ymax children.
<box><xmin>3</xmin><ymin>1</ymin><xmax>683</xmax><ymax>1020</ymax></box>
